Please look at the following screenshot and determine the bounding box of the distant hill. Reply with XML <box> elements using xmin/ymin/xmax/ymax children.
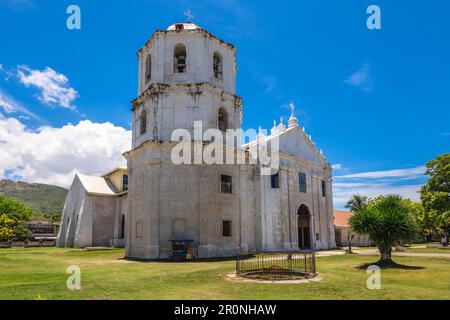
<box><xmin>0</xmin><ymin>180</ymin><xmax>68</xmax><ymax>220</ymax></box>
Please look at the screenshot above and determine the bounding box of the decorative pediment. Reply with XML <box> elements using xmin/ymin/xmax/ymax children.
<box><xmin>276</xmin><ymin>126</ymin><xmax>326</xmax><ymax>164</ymax></box>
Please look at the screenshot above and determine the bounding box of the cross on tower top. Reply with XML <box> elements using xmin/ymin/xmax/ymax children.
<box><xmin>184</xmin><ymin>10</ymin><xmax>194</xmax><ymax>22</ymax></box>
<box><xmin>289</xmin><ymin>103</ymin><xmax>296</xmax><ymax>117</ymax></box>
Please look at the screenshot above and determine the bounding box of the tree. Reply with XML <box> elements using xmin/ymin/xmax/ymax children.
<box><xmin>0</xmin><ymin>195</ymin><xmax>32</xmax><ymax>222</ymax></box>
<box><xmin>14</xmin><ymin>222</ymin><xmax>33</xmax><ymax>241</ymax></box>
<box><xmin>345</xmin><ymin>194</ymin><xmax>368</xmax><ymax>212</ymax></box>
<box><xmin>350</xmin><ymin>194</ymin><xmax>418</xmax><ymax>263</ymax></box>
<box><xmin>0</xmin><ymin>214</ymin><xmax>15</xmax><ymax>241</ymax></box>
<box><xmin>345</xmin><ymin>194</ymin><xmax>368</xmax><ymax>254</ymax></box>
<box><xmin>346</xmin><ymin>233</ymin><xmax>355</xmax><ymax>254</ymax></box>
<box><xmin>403</xmin><ymin>199</ymin><xmax>439</xmax><ymax>240</ymax></box>
<box><xmin>420</xmin><ymin>153</ymin><xmax>450</xmax><ymax>236</ymax></box>
<box><xmin>0</xmin><ymin>196</ymin><xmax>33</xmax><ymax>241</ymax></box>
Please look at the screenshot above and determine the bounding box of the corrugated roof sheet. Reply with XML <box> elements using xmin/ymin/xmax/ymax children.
<box><xmin>333</xmin><ymin>210</ymin><xmax>353</xmax><ymax>228</ymax></box>
<box><xmin>77</xmin><ymin>174</ymin><xmax>117</xmax><ymax>196</ymax></box>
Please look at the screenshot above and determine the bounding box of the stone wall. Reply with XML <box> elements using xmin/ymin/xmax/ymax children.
<box><xmin>137</xmin><ymin>29</ymin><xmax>236</xmax><ymax>96</ymax></box>
<box><xmin>57</xmin><ymin>176</ymin><xmax>91</xmax><ymax>248</ymax></box>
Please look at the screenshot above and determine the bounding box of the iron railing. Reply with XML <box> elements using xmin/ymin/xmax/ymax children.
<box><xmin>236</xmin><ymin>251</ymin><xmax>316</xmax><ymax>280</ymax></box>
<box><xmin>0</xmin><ymin>240</ymin><xmax>56</xmax><ymax>248</ymax></box>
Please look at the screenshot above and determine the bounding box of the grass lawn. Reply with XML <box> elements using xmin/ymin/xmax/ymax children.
<box><xmin>0</xmin><ymin>247</ymin><xmax>449</xmax><ymax>300</ymax></box>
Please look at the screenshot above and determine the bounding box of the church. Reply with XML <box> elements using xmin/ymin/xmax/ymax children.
<box><xmin>57</xmin><ymin>21</ymin><xmax>336</xmax><ymax>259</ymax></box>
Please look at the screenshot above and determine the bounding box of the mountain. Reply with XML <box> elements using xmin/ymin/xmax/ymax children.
<box><xmin>0</xmin><ymin>180</ymin><xmax>68</xmax><ymax>220</ymax></box>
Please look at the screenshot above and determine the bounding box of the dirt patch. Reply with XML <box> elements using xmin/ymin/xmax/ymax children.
<box><xmin>225</xmin><ymin>272</ymin><xmax>321</xmax><ymax>284</ymax></box>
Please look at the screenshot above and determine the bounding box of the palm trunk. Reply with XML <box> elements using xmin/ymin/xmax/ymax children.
<box><xmin>378</xmin><ymin>246</ymin><xmax>392</xmax><ymax>262</ymax></box>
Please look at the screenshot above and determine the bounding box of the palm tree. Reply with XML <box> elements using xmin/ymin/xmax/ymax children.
<box><xmin>344</xmin><ymin>194</ymin><xmax>368</xmax><ymax>254</ymax></box>
<box><xmin>345</xmin><ymin>194</ymin><xmax>368</xmax><ymax>212</ymax></box>
<box><xmin>350</xmin><ymin>194</ymin><xmax>418</xmax><ymax>264</ymax></box>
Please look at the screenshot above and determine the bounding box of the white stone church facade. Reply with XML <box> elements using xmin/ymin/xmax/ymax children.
<box><xmin>57</xmin><ymin>22</ymin><xmax>336</xmax><ymax>258</ymax></box>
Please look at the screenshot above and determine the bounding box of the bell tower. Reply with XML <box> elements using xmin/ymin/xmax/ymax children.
<box><xmin>131</xmin><ymin>22</ymin><xmax>242</xmax><ymax>148</ymax></box>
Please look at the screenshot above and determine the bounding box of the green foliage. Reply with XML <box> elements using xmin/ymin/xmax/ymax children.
<box><xmin>0</xmin><ymin>196</ymin><xmax>34</xmax><ymax>241</ymax></box>
<box><xmin>0</xmin><ymin>214</ymin><xmax>15</xmax><ymax>241</ymax></box>
<box><xmin>14</xmin><ymin>222</ymin><xmax>33</xmax><ymax>241</ymax></box>
<box><xmin>350</xmin><ymin>194</ymin><xmax>418</xmax><ymax>261</ymax></box>
<box><xmin>420</xmin><ymin>153</ymin><xmax>450</xmax><ymax>236</ymax></box>
<box><xmin>403</xmin><ymin>199</ymin><xmax>423</xmax><ymax>232</ymax></box>
<box><xmin>345</xmin><ymin>194</ymin><xmax>368</xmax><ymax>212</ymax></box>
<box><xmin>0</xmin><ymin>195</ymin><xmax>32</xmax><ymax>222</ymax></box>
<box><xmin>0</xmin><ymin>180</ymin><xmax>67</xmax><ymax>220</ymax></box>
<box><xmin>404</xmin><ymin>199</ymin><xmax>440</xmax><ymax>239</ymax></box>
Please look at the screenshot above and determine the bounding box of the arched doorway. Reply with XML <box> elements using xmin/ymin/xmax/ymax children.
<box><xmin>297</xmin><ymin>204</ymin><xmax>311</xmax><ymax>249</ymax></box>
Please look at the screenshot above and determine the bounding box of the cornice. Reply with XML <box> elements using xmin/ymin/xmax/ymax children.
<box><xmin>131</xmin><ymin>82</ymin><xmax>242</xmax><ymax>111</ymax></box>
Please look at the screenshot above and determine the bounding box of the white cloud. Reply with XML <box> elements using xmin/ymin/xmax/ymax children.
<box><xmin>0</xmin><ymin>0</ymin><xmax>35</xmax><ymax>10</ymax></box>
<box><xmin>0</xmin><ymin>90</ymin><xmax>43</xmax><ymax>121</ymax></box>
<box><xmin>262</xmin><ymin>75</ymin><xmax>277</xmax><ymax>93</ymax></box>
<box><xmin>331</xmin><ymin>163</ymin><xmax>343</xmax><ymax>171</ymax></box>
<box><xmin>344</xmin><ymin>63</ymin><xmax>374</xmax><ymax>92</ymax></box>
<box><xmin>333</xmin><ymin>166</ymin><xmax>427</xmax><ymax>210</ymax></box>
<box><xmin>0</xmin><ymin>65</ymin><xmax>15</xmax><ymax>81</ymax></box>
<box><xmin>335</xmin><ymin>166</ymin><xmax>425</xmax><ymax>179</ymax></box>
<box><xmin>0</xmin><ymin>91</ymin><xmax>15</xmax><ymax>113</ymax></box>
<box><xmin>333</xmin><ymin>183</ymin><xmax>422</xmax><ymax>210</ymax></box>
<box><xmin>0</xmin><ymin>114</ymin><xmax>131</xmax><ymax>187</ymax></box>
<box><xmin>17</xmin><ymin>65</ymin><xmax>78</xmax><ymax>110</ymax></box>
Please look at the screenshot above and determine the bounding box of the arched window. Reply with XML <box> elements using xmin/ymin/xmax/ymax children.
<box><xmin>213</xmin><ymin>51</ymin><xmax>223</xmax><ymax>80</ymax></box>
<box><xmin>140</xmin><ymin>110</ymin><xmax>147</xmax><ymax>135</ymax></box>
<box><xmin>145</xmin><ymin>54</ymin><xmax>152</xmax><ymax>83</ymax></box>
<box><xmin>218</xmin><ymin>107</ymin><xmax>228</xmax><ymax>131</ymax></box>
<box><xmin>174</xmin><ymin>44</ymin><xmax>187</xmax><ymax>73</ymax></box>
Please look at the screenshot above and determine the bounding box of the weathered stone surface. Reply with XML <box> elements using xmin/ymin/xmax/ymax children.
<box><xmin>58</xmin><ymin>22</ymin><xmax>336</xmax><ymax>257</ymax></box>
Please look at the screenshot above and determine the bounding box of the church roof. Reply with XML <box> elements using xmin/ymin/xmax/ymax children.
<box><xmin>138</xmin><ymin>22</ymin><xmax>235</xmax><ymax>57</ymax></box>
<box><xmin>77</xmin><ymin>174</ymin><xmax>118</xmax><ymax>196</ymax></box>
<box><xmin>101</xmin><ymin>167</ymin><xmax>127</xmax><ymax>178</ymax></box>
<box><xmin>243</xmin><ymin>124</ymin><xmax>327</xmax><ymax>165</ymax></box>
<box><xmin>167</xmin><ymin>22</ymin><xmax>199</xmax><ymax>31</ymax></box>
<box><xmin>334</xmin><ymin>211</ymin><xmax>353</xmax><ymax>228</ymax></box>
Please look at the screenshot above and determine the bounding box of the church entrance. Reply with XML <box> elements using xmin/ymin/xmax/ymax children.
<box><xmin>297</xmin><ymin>204</ymin><xmax>311</xmax><ymax>249</ymax></box>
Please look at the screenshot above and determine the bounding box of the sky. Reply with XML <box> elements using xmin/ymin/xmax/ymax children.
<box><xmin>0</xmin><ymin>0</ymin><xmax>449</xmax><ymax>209</ymax></box>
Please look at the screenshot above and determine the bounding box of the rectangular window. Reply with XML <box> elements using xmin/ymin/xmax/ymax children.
<box><xmin>122</xmin><ymin>174</ymin><xmax>129</xmax><ymax>191</ymax></box>
<box><xmin>271</xmin><ymin>173</ymin><xmax>280</xmax><ymax>189</ymax></box>
<box><xmin>322</xmin><ymin>180</ymin><xmax>326</xmax><ymax>197</ymax></box>
<box><xmin>135</xmin><ymin>221</ymin><xmax>143</xmax><ymax>239</ymax></box>
<box><xmin>298</xmin><ymin>172</ymin><xmax>307</xmax><ymax>193</ymax></box>
<box><xmin>221</xmin><ymin>175</ymin><xmax>232</xmax><ymax>194</ymax></box>
<box><xmin>223</xmin><ymin>221</ymin><xmax>232</xmax><ymax>237</ymax></box>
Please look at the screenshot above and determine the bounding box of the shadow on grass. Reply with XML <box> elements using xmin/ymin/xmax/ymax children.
<box><xmin>356</xmin><ymin>260</ymin><xmax>425</xmax><ymax>270</ymax></box>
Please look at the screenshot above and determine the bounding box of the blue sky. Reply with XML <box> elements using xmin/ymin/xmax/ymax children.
<box><xmin>0</xmin><ymin>0</ymin><xmax>449</xmax><ymax>208</ymax></box>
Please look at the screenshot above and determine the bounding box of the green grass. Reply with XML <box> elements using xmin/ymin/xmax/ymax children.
<box><xmin>0</xmin><ymin>247</ymin><xmax>449</xmax><ymax>300</ymax></box>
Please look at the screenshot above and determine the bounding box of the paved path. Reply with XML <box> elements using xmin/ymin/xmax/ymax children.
<box><xmin>355</xmin><ymin>249</ymin><xmax>450</xmax><ymax>259</ymax></box>
<box><xmin>316</xmin><ymin>249</ymin><xmax>450</xmax><ymax>259</ymax></box>
<box><xmin>316</xmin><ymin>250</ymin><xmax>346</xmax><ymax>257</ymax></box>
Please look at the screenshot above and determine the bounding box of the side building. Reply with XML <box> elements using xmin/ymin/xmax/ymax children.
<box><xmin>57</xmin><ymin>168</ymin><xmax>128</xmax><ymax>248</ymax></box>
<box><xmin>334</xmin><ymin>211</ymin><xmax>373</xmax><ymax>247</ymax></box>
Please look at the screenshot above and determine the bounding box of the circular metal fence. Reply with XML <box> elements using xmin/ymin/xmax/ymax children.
<box><xmin>236</xmin><ymin>251</ymin><xmax>316</xmax><ymax>280</ymax></box>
